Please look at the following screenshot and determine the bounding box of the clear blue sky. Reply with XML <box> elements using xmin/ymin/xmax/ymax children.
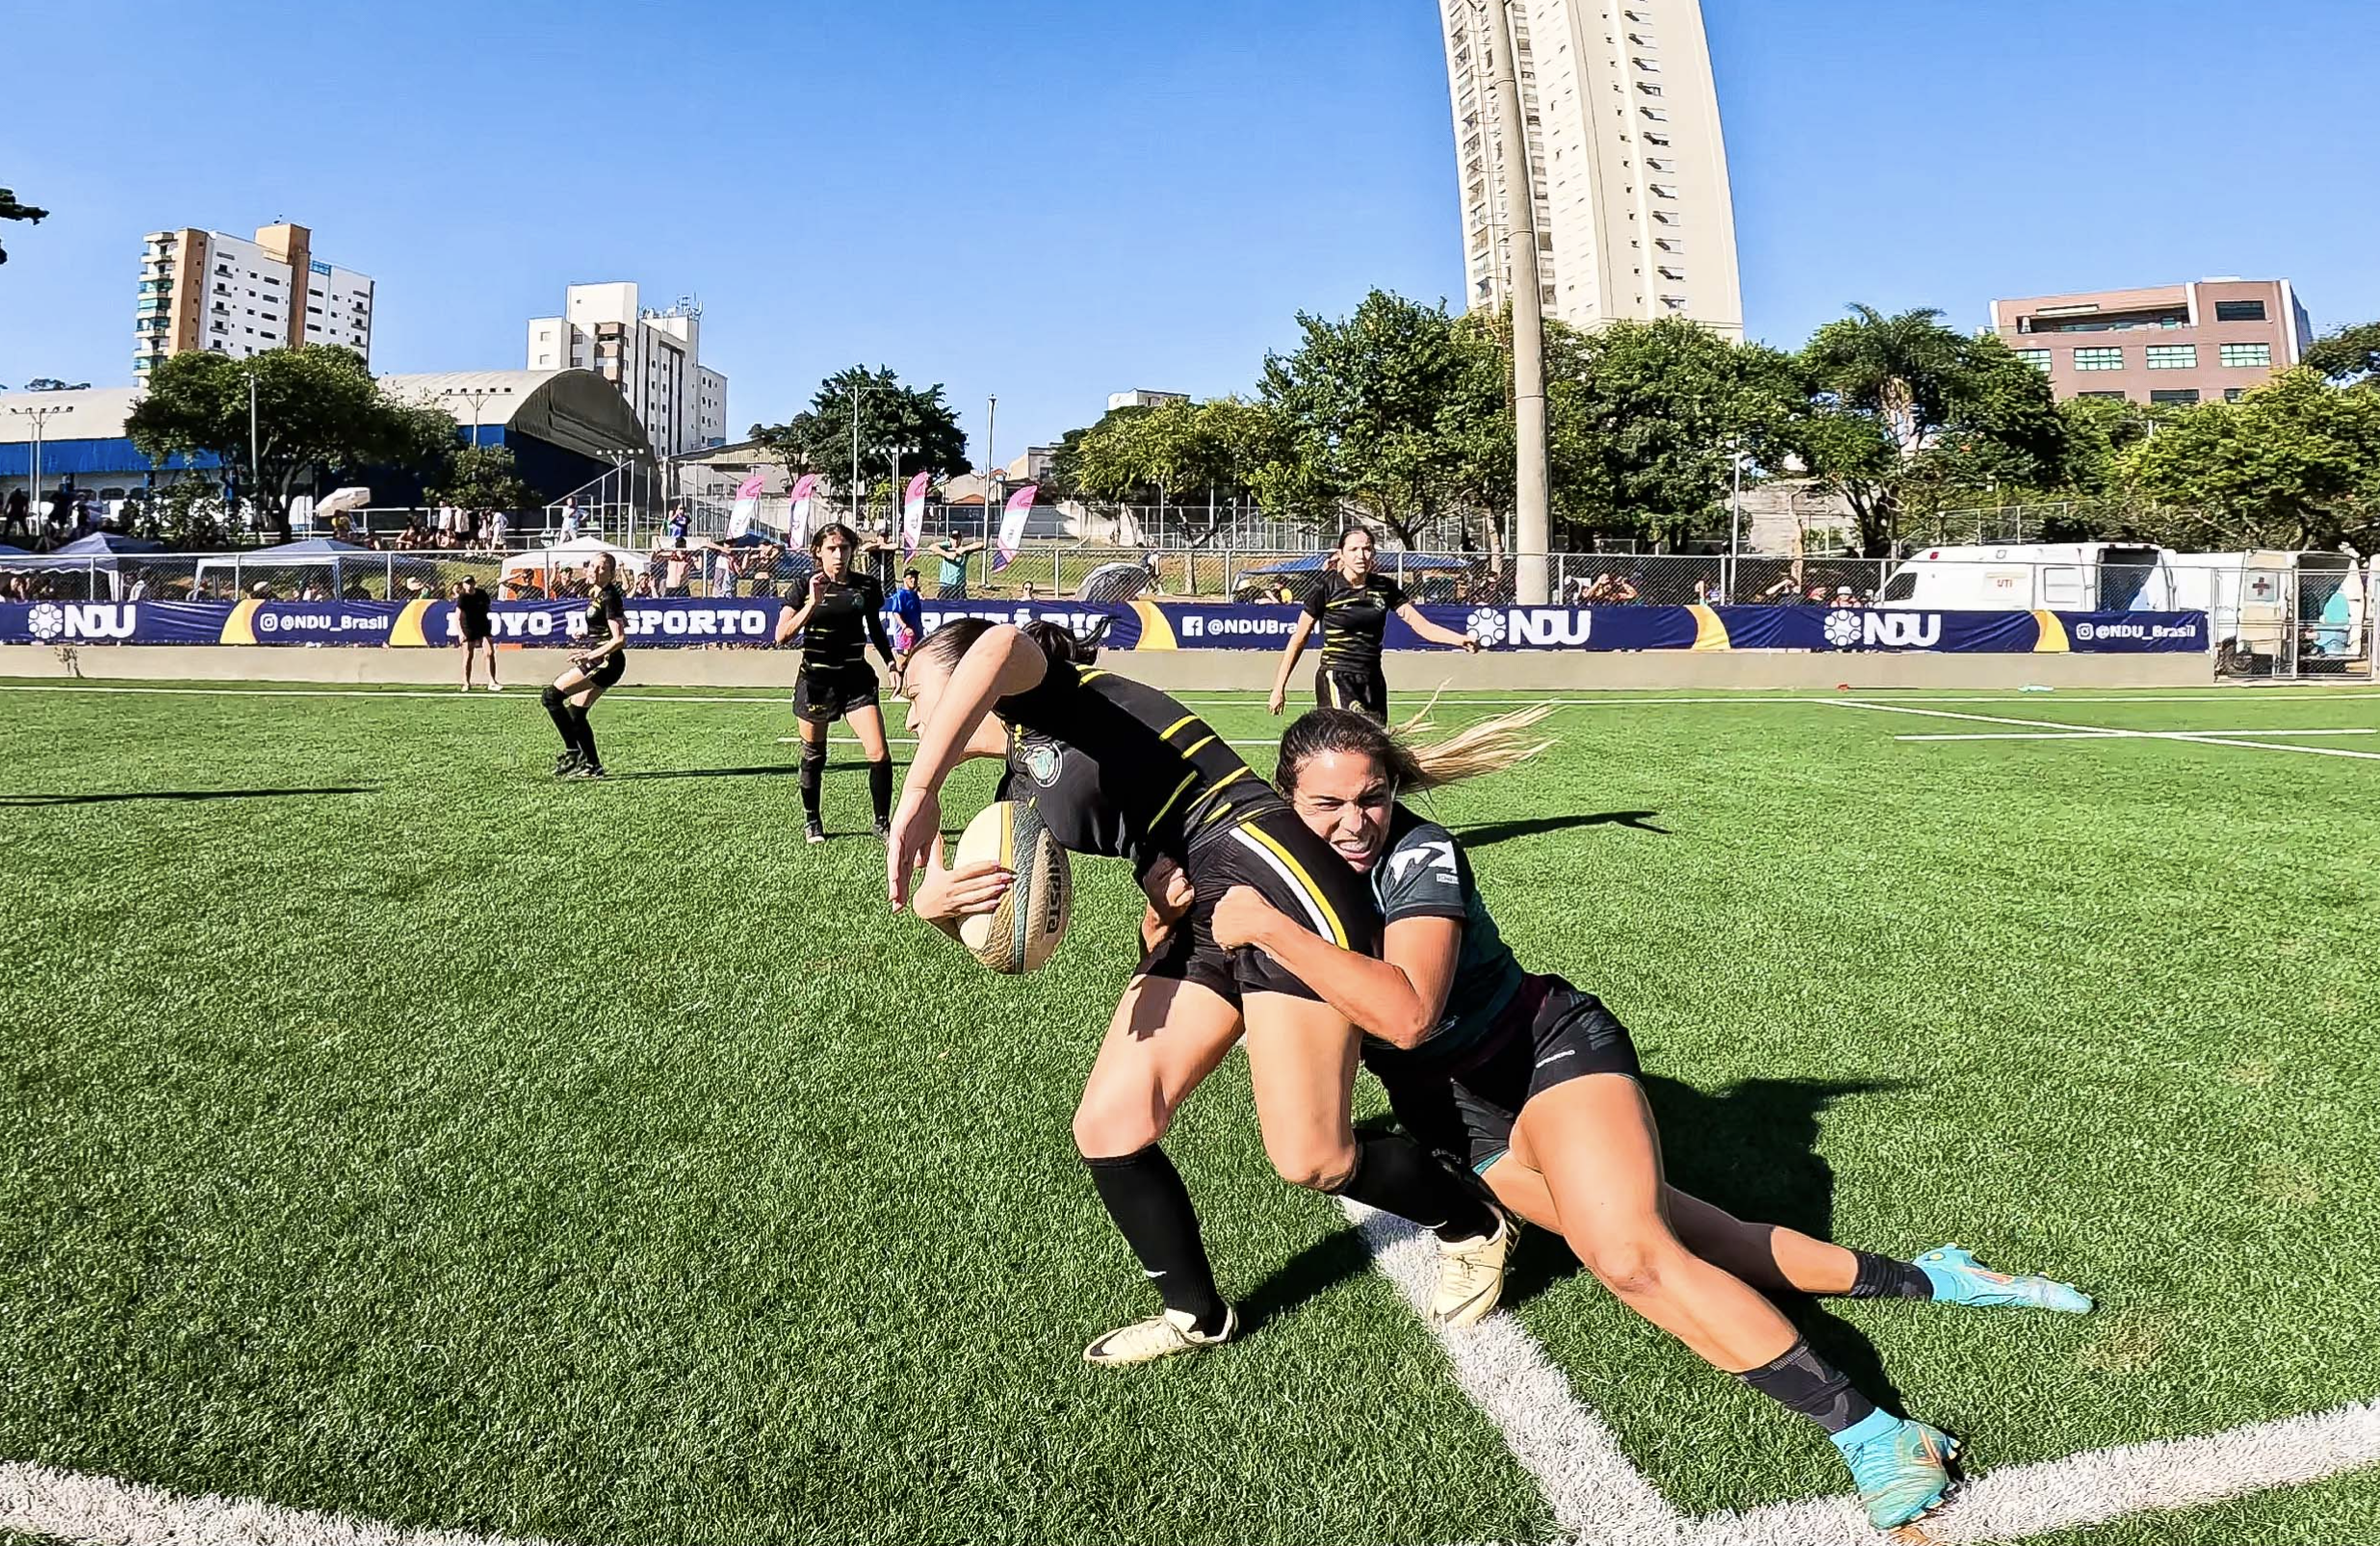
<box><xmin>3</xmin><ymin>0</ymin><xmax>2373</xmax><ymax>462</ymax></box>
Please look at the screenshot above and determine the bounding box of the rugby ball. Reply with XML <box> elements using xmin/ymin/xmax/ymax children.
<box><xmin>953</xmin><ymin>799</ymin><xmax>1073</xmax><ymax>974</ymax></box>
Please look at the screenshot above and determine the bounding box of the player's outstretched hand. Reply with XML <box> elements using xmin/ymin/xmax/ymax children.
<box><xmin>1211</xmin><ymin>885</ymin><xmax>1283</xmax><ymax>951</ymax></box>
<box><xmin>886</xmin><ymin>786</ymin><xmax>942</xmax><ymax>912</ymax></box>
<box><xmin>913</xmin><ymin>835</ymin><xmax>1012</xmax><ymax>926</ymax></box>
<box><xmin>1267</xmin><ymin>684</ymin><xmax>1287</xmax><ymax>715</ymax></box>
<box><xmin>1461</xmin><ymin>637</ymin><xmax>1482</xmax><ymax>654</ymax></box>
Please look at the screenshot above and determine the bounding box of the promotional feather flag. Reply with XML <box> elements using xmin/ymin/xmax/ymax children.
<box><xmin>990</xmin><ymin>483</ymin><xmax>1038</xmax><ymax>574</ymax></box>
<box><xmin>728</xmin><ymin>473</ymin><xmax>765</xmax><ymax>539</ymax></box>
<box><xmin>901</xmin><ymin>471</ymin><xmax>930</xmax><ymax>557</ymax></box>
<box><xmin>788</xmin><ymin>474</ymin><xmax>820</xmax><ymax>545</ymax></box>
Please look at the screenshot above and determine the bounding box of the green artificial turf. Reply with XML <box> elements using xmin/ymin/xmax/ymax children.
<box><xmin>1</xmin><ymin>681</ymin><xmax>2375</xmax><ymax>1546</ymax></box>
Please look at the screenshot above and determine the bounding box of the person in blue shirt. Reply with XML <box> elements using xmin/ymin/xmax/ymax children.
<box><xmin>885</xmin><ymin>567</ymin><xmax>925</xmax><ymax>654</ymax></box>
<box><xmin>664</xmin><ymin>502</ymin><xmax>690</xmax><ymax>544</ymax></box>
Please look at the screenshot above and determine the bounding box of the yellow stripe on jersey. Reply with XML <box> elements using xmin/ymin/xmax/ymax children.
<box><xmin>1159</xmin><ymin>713</ymin><xmax>1200</xmax><ymax>740</ymax></box>
<box><xmin>1149</xmin><ymin>769</ymin><xmax>1203</xmax><ymax>831</ymax></box>
<box><xmin>1201</xmin><ymin>800</ymin><xmax>1237</xmax><ymax>827</ymax></box>
<box><xmin>1239</xmin><ymin>821</ymin><xmax>1350</xmax><ymax>949</ymax></box>
<box><xmin>1177</xmin><ymin>734</ymin><xmax>1217</xmax><ymax>760</ymax></box>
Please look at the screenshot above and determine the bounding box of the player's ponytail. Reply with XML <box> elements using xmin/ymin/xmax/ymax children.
<box><xmin>1275</xmin><ymin>706</ymin><xmax>1553</xmax><ymax>798</ymax></box>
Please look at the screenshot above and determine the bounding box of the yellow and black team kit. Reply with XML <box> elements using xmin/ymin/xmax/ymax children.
<box><xmin>795</xmin><ymin>571</ymin><xmax>896</xmax><ymax>724</ymax></box>
<box><xmin>1300</xmin><ymin>569</ymin><xmax>1407</xmax><ymax>719</ymax></box>
<box><xmin>996</xmin><ymin>657</ymin><xmax>1379</xmax><ymax>1004</ymax></box>
<box><xmin>579</xmin><ymin>582</ymin><xmax>630</xmax><ymax>688</ymax></box>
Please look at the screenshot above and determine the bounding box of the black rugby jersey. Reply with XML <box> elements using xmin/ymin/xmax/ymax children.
<box><xmin>996</xmin><ymin>657</ymin><xmax>1279</xmax><ymax>871</ymax></box>
<box><xmin>1300</xmin><ymin>570</ymin><xmax>1408</xmax><ymax>671</ymax></box>
<box><xmin>582</xmin><ymin>582</ymin><xmax>628</xmax><ymax>647</ymax></box>
<box><xmin>800</xmin><ymin>571</ymin><xmax>894</xmax><ymax>675</ymax></box>
<box><xmin>1364</xmin><ymin>806</ymin><xmax>1523</xmax><ymax>1064</ymax></box>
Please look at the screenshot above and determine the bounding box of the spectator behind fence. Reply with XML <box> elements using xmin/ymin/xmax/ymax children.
<box><xmin>1832</xmin><ymin>586</ymin><xmax>1859</xmax><ymax>608</ymax></box>
<box><xmin>887</xmin><ymin>567</ymin><xmax>924</xmax><ymax>654</ymax></box>
<box><xmin>659</xmin><ymin>540</ymin><xmax>695</xmax><ymax>598</ymax></box>
<box><xmin>665</xmin><ymin>502</ymin><xmax>690</xmax><ymax>544</ymax></box>
<box><xmin>929</xmin><ymin>534</ymin><xmax>986</xmax><ymax>600</ymax></box>
<box><xmin>2</xmin><ymin>488</ymin><xmax>27</xmax><ymax>540</ymax></box>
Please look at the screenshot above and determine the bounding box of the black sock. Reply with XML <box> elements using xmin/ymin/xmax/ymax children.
<box><xmin>798</xmin><ymin>743</ymin><xmax>825</xmax><ymax>824</ymax></box>
<box><xmin>1849</xmin><ymin>1250</ymin><xmax>1934</xmax><ymax>1301</ymax></box>
<box><xmin>1738</xmin><ymin>1338</ymin><xmax>1878</xmax><ymax>1435</ymax></box>
<box><xmin>570</xmin><ymin>707</ymin><xmax>599</xmax><ymax>766</ymax></box>
<box><xmin>1328</xmin><ymin>1134</ymin><xmax>1499</xmax><ymax>1245</ymax></box>
<box><xmin>541</xmin><ymin>686</ymin><xmax>577</xmax><ymax>750</ymax></box>
<box><xmin>1083</xmin><ymin>1146</ymin><xmax>1229</xmax><ymax>1333</ymax></box>
<box><xmin>867</xmin><ymin>757</ymin><xmax>893</xmax><ymax>826</ymax></box>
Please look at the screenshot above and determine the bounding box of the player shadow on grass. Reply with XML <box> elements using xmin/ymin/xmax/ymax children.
<box><xmin>1455</xmin><ymin>811</ymin><xmax>1670</xmax><ymax>846</ymax></box>
<box><xmin>608</xmin><ymin>761</ymin><xmax>883</xmax><ymax>782</ymax></box>
<box><xmin>0</xmin><ymin>786</ymin><xmax>373</xmax><ymax>806</ymax></box>
<box><xmin>1495</xmin><ymin>1073</ymin><xmax>1915</xmax><ymax>1416</ymax></box>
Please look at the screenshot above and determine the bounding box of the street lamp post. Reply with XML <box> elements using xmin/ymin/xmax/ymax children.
<box><xmin>1726</xmin><ymin>446</ymin><xmax>1747</xmax><ymax>603</ymax></box>
<box><xmin>985</xmin><ymin>394</ymin><xmax>997</xmax><ymax>543</ymax></box>
<box><xmin>8</xmin><ymin>403</ymin><xmax>76</xmax><ymax>529</ymax></box>
<box><xmin>440</xmin><ymin>386</ymin><xmax>499</xmax><ymax>451</ymax></box>
<box><xmin>848</xmin><ymin>381</ymin><xmax>885</xmax><ymax>524</ymax></box>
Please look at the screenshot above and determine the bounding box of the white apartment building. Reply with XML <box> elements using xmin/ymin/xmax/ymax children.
<box><xmin>1439</xmin><ymin>0</ymin><xmax>1743</xmax><ymax>341</ymax></box>
<box><xmin>134</xmin><ymin>222</ymin><xmax>375</xmax><ymax>381</ymax></box>
<box><xmin>526</xmin><ymin>282</ymin><xmax>728</xmax><ymax>458</ymax></box>
<box><xmin>1107</xmin><ymin>389</ymin><xmax>1190</xmax><ymax>412</ymax></box>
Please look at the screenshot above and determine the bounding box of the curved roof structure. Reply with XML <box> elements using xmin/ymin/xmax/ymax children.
<box><xmin>379</xmin><ymin>370</ymin><xmax>652</xmax><ymax>462</ymax></box>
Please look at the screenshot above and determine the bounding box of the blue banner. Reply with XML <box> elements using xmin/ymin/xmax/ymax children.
<box><xmin>0</xmin><ymin>598</ymin><xmax>2209</xmax><ymax>655</ymax></box>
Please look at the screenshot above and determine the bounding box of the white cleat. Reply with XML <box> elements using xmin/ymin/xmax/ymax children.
<box><xmin>1083</xmin><ymin>1305</ymin><xmax>1237</xmax><ymax>1367</ymax></box>
<box><xmin>1432</xmin><ymin>1214</ymin><xmax>1518</xmax><ymax>1327</ymax></box>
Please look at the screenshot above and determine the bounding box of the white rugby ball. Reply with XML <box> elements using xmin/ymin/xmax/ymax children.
<box><xmin>953</xmin><ymin>799</ymin><xmax>1074</xmax><ymax>974</ymax></box>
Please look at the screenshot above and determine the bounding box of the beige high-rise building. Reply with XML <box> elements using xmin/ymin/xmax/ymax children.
<box><xmin>1438</xmin><ymin>0</ymin><xmax>1743</xmax><ymax>341</ymax></box>
<box><xmin>133</xmin><ymin>222</ymin><xmax>375</xmax><ymax>381</ymax></box>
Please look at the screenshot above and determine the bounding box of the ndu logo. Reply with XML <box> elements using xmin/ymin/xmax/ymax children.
<box><xmin>26</xmin><ymin>603</ymin><xmax>137</xmax><ymax>642</ymax></box>
<box><xmin>1824</xmin><ymin>610</ymin><xmax>1941</xmax><ymax>651</ymax></box>
<box><xmin>1464</xmin><ymin>607</ymin><xmax>1592</xmax><ymax>650</ymax></box>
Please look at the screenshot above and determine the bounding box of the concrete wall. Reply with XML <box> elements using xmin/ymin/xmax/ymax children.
<box><xmin>0</xmin><ymin>645</ymin><xmax>2212</xmax><ymax>692</ymax></box>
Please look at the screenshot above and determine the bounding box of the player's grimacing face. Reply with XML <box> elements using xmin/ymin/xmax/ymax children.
<box><xmin>1289</xmin><ymin>749</ymin><xmax>1394</xmax><ymax>873</ymax></box>
<box><xmin>819</xmin><ymin>534</ymin><xmax>852</xmax><ymax>580</ymax></box>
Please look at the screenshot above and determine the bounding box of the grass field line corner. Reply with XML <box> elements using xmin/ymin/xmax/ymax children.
<box><xmin>1828</xmin><ymin>699</ymin><xmax>2380</xmax><ymax>761</ymax></box>
<box><xmin>1346</xmin><ymin>1204</ymin><xmax>2380</xmax><ymax>1546</ymax></box>
<box><xmin>0</xmin><ymin>1459</ymin><xmax>561</xmax><ymax>1546</ymax></box>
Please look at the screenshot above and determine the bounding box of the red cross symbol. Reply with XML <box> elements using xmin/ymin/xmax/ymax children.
<box><xmin>2251</xmin><ymin>577</ymin><xmax>2275</xmax><ymax>600</ymax></box>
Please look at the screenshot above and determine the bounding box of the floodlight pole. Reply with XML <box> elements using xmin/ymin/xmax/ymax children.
<box><xmin>8</xmin><ymin>403</ymin><xmax>75</xmax><ymax>518</ymax></box>
<box><xmin>1483</xmin><ymin>0</ymin><xmax>1551</xmax><ymax>603</ymax></box>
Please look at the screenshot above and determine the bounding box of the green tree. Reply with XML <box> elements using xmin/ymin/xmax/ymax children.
<box><xmin>2304</xmin><ymin>321</ymin><xmax>2380</xmax><ymax>386</ymax></box>
<box><xmin>0</xmin><ymin>186</ymin><xmax>44</xmax><ymax>266</ymax></box>
<box><xmin>428</xmin><ymin>445</ymin><xmax>537</xmax><ymax>511</ymax></box>
<box><xmin>1794</xmin><ymin>306</ymin><xmax>2067</xmax><ymax>554</ymax></box>
<box><xmin>2122</xmin><ymin>369</ymin><xmax>2380</xmax><ymax>551</ymax></box>
<box><xmin>1068</xmin><ymin>397</ymin><xmax>1286</xmax><ymax>536</ymax></box>
<box><xmin>126</xmin><ymin>346</ymin><xmax>455</xmax><ymax>537</ymax></box>
<box><xmin>748</xmin><ymin>367</ymin><xmax>969</xmax><ymax>501</ymax></box>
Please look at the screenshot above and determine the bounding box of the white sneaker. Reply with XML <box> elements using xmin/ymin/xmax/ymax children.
<box><xmin>1083</xmin><ymin>1305</ymin><xmax>1237</xmax><ymax>1367</ymax></box>
<box><xmin>1432</xmin><ymin>1214</ymin><xmax>1517</xmax><ymax>1327</ymax></box>
<box><xmin>486</xmin><ymin>683</ymin><xmax>504</xmax><ymax>692</ymax></box>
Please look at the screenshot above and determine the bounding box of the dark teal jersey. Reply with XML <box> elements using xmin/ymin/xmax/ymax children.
<box><xmin>1366</xmin><ymin>807</ymin><xmax>1523</xmax><ymax>1063</ymax></box>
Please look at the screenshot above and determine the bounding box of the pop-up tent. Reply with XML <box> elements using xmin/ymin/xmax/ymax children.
<box><xmin>192</xmin><ymin>537</ymin><xmax>374</xmax><ymax>599</ymax></box>
<box><xmin>499</xmin><ymin>537</ymin><xmax>651</xmax><ymax>596</ymax></box>
<box><xmin>5</xmin><ymin>530</ymin><xmax>168</xmax><ymax>600</ymax></box>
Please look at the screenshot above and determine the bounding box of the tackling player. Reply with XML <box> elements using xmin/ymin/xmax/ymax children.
<box><xmin>774</xmin><ymin>524</ymin><xmax>900</xmax><ymax>845</ymax></box>
<box><xmin>1211</xmin><ymin>708</ymin><xmax>2095</xmax><ymax>1533</ymax></box>
<box><xmin>541</xmin><ymin>553</ymin><xmax>627</xmax><ymax>778</ymax></box>
<box><xmin>888</xmin><ymin>619</ymin><xmax>1509</xmax><ymax>1366</ymax></box>
<box><xmin>1269</xmin><ymin>526</ymin><xmax>1479</xmax><ymax>720</ymax></box>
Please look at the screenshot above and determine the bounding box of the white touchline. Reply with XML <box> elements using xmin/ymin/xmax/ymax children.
<box><xmin>0</xmin><ymin>1458</ymin><xmax>559</xmax><ymax>1546</ymax></box>
<box><xmin>1896</xmin><ymin>728</ymin><xmax>2378</xmax><ymax>742</ymax></box>
<box><xmin>1830</xmin><ymin>700</ymin><xmax>2380</xmax><ymax>762</ymax></box>
<box><xmin>1343</xmin><ymin>1203</ymin><xmax>2380</xmax><ymax>1546</ymax></box>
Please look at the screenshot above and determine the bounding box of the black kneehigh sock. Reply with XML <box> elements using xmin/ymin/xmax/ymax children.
<box><xmin>1738</xmin><ymin>1338</ymin><xmax>1877</xmax><ymax>1435</ymax></box>
<box><xmin>1849</xmin><ymin>1250</ymin><xmax>1933</xmax><ymax>1301</ymax></box>
<box><xmin>1084</xmin><ymin>1146</ymin><xmax>1228</xmax><ymax>1333</ymax></box>
<box><xmin>1328</xmin><ymin>1134</ymin><xmax>1498</xmax><ymax>1245</ymax></box>
<box><xmin>570</xmin><ymin>706</ymin><xmax>598</xmax><ymax>765</ymax></box>
<box><xmin>797</xmin><ymin>741</ymin><xmax>826</xmax><ymax>822</ymax></box>
<box><xmin>541</xmin><ymin>685</ymin><xmax>576</xmax><ymax>748</ymax></box>
<box><xmin>867</xmin><ymin>756</ymin><xmax>893</xmax><ymax>826</ymax></box>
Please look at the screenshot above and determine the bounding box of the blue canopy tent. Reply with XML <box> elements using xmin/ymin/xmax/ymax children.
<box><xmin>1232</xmin><ymin>551</ymin><xmax>1478</xmax><ymax>601</ymax></box>
<box><xmin>3</xmin><ymin>530</ymin><xmax>167</xmax><ymax>600</ymax></box>
<box><xmin>193</xmin><ymin>537</ymin><xmax>374</xmax><ymax>601</ymax></box>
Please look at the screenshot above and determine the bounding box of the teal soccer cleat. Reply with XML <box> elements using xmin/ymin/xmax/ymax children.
<box><xmin>1917</xmin><ymin>1245</ymin><xmax>2095</xmax><ymax>1314</ymax></box>
<box><xmin>1833</xmin><ymin>1410</ymin><xmax>1961</xmax><ymax>1531</ymax></box>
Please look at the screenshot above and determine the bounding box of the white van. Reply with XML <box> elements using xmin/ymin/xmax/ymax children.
<box><xmin>1875</xmin><ymin>543</ymin><xmax>2165</xmax><ymax>610</ymax></box>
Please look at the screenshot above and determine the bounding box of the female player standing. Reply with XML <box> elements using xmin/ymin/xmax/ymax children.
<box><xmin>541</xmin><ymin>552</ymin><xmax>628</xmax><ymax>778</ymax></box>
<box><xmin>1210</xmin><ymin>709</ymin><xmax>2094</xmax><ymax>1533</ymax></box>
<box><xmin>889</xmin><ymin>621</ymin><xmax>1508</xmax><ymax>1366</ymax></box>
<box><xmin>1268</xmin><ymin>526</ymin><xmax>1480</xmax><ymax>720</ymax></box>
<box><xmin>774</xmin><ymin>523</ymin><xmax>900</xmax><ymax>844</ymax></box>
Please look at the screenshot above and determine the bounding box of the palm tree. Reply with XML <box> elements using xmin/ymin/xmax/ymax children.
<box><xmin>1802</xmin><ymin>304</ymin><xmax>1966</xmax><ymax>456</ymax></box>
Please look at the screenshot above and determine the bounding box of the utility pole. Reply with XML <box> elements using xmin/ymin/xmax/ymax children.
<box><xmin>9</xmin><ymin>403</ymin><xmax>74</xmax><ymax>525</ymax></box>
<box><xmin>248</xmin><ymin>371</ymin><xmax>262</xmax><ymax>528</ymax></box>
<box><xmin>985</xmin><ymin>394</ymin><xmax>997</xmax><ymax>542</ymax></box>
<box><xmin>1482</xmin><ymin>0</ymin><xmax>1550</xmax><ymax>603</ymax></box>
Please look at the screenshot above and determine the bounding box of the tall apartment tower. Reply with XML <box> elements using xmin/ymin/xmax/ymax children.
<box><xmin>526</xmin><ymin>282</ymin><xmax>728</xmax><ymax>458</ymax></box>
<box><xmin>133</xmin><ymin>222</ymin><xmax>375</xmax><ymax>381</ymax></box>
<box><xmin>1439</xmin><ymin>0</ymin><xmax>1743</xmax><ymax>341</ymax></box>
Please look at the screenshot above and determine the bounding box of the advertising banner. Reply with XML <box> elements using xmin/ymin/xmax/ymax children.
<box><xmin>991</xmin><ymin>484</ymin><xmax>1037</xmax><ymax>575</ymax></box>
<box><xmin>0</xmin><ymin>600</ymin><xmax>2209</xmax><ymax>655</ymax></box>
<box><xmin>788</xmin><ymin>474</ymin><xmax>820</xmax><ymax>546</ymax></box>
<box><xmin>900</xmin><ymin>472</ymin><xmax>930</xmax><ymax>557</ymax></box>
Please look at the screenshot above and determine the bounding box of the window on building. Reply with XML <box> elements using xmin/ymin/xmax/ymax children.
<box><xmin>2145</xmin><ymin>344</ymin><xmax>2197</xmax><ymax>370</ymax></box>
<box><xmin>1641</xmin><ymin>106</ymin><xmax>1669</xmax><ymax>120</ymax></box>
<box><xmin>1648</xmin><ymin>183</ymin><xmax>1678</xmax><ymax>197</ymax></box>
<box><xmin>1637</xmin><ymin>82</ymin><xmax>1664</xmax><ymax>95</ymax></box>
<box><xmin>2073</xmin><ymin>347</ymin><xmax>2125</xmax><ymax>372</ymax></box>
<box><xmin>1644</xmin><ymin>131</ymin><xmax>1671</xmax><ymax>145</ymax></box>
<box><xmin>2151</xmin><ymin>389</ymin><xmax>2201</xmax><ymax>407</ymax></box>
<box><xmin>2224</xmin><ymin>388</ymin><xmax>2248</xmax><ymax>403</ymax></box>
<box><xmin>2213</xmin><ymin>299</ymin><xmax>2267</xmax><ymax>323</ymax></box>
<box><xmin>2220</xmin><ymin>342</ymin><xmax>2272</xmax><ymax>368</ymax></box>
<box><xmin>2077</xmin><ymin>390</ymin><xmax>2128</xmax><ymax>400</ymax></box>
<box><xmin>2016</xmin><ymin>348</ymin><xmax>2052</xmax><ymax>371</ymax></box>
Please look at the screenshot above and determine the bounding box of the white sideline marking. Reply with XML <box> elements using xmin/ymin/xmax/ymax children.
<box><xmin>0</xmin><ymin>1458</ymin><xmax>557</xmax><ymax>1546</ymax></box>
<box><xmin>1832</xmin><ymin>700</ymin><xmax>2380</xmax><ymax>761</ymax></box>
<box><xmin>1345</xmin><ymin>1203</ymin><xmax>2380</xmax><ymax>1546</ymax></box>
<box><xmin>1896</xmin><ymin>728</ymin><xmax>2377</xmax><ymax>742</ymax></box>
